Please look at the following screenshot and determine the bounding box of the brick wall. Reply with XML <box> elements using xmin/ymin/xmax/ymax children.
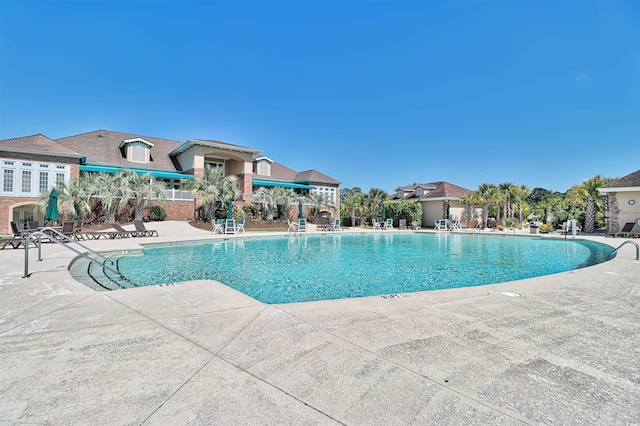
<box><xmin>0</xmin><ymin>196</ymin><xmax>40</xmax><ymax>235</ymax></box>
<box><xmin>238</xmin><ymin>172</ymin><xmax>253</xmax><ymax>202</ymax></box>
<box><xmin>150</xmin><ymin>200</ymin><xmax>195</xmax><ymax>221</ymax></box>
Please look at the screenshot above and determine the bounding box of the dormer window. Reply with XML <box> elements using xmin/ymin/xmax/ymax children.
<box><xmin>416</xmin><ymin>187</ymin><xmax>423</xmax><ymax>196</ymax></box>
<box><xmin>120</xmin><ymin>138</ymin><xmax>154</xmax><ymax>164</ymax></box>
<box><xmin>397</xmin><ymin>189</ymin><xmax>403</xmax><ymax>198</ymax></box>
<box><xmin>253</xmin><ymin>156</ymin><xmax>273</xmax><ymax>176</ymax></box>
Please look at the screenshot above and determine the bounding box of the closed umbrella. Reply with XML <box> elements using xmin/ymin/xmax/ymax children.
<box><xmin>445</xmin><ymin>202</ymin><xmax>450</xmax><ymax>220</ymax></box>
<box><xmin>381</xmin><ymin>204</ymin><xmax>386</xmax><ymax>220</ymax></box>
<box><xmin>298</xmin><ymin>200</ymin><xmax>304</xmax><ymax>219</ymax></box>
<box><xmin>226</xmin><ymin>198</ymin><xmax>233</xmax><ymax>219</ymax></box>
<box><xmin>45</xmin><ymin>188</ymin><xmax>59</xmax><ymax>223</ymax></box>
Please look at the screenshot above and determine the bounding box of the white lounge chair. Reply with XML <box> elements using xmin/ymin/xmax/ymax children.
<box><xmin>212</xmin><ymin>219</ymin><xmax>225</xmax><ymax>234</ymax></box>
<box><xmin>331</xmin><ymin>218</ymin><xmax>343</xmax><ymax>231</ymax></box>
<box><xmin>372</xmin><ymin>218</ymin><xmax>382</xmax><ymax>230</ymax></box>
<box><xmin>298</xmin><ymin>218</ymin><xmax>307</xmax><ymax>232</ymax></box>
<box><xmin>434</xmin><ymin>219</ymin><xmax>447</xmax><ymax>231</ymax></box>
<box><xmin>411</xmin><ymin>221</ymin><xmax>421</xmax><ymax>230</ymax></box>
<box><xmin>398</xmin><ymin>219</ymin><xmax>407</xmax><ymax>229</ymax></box>
<box><xmin>383</xmin><ymin>219</ymin><xmax>393</xmax><ymax>230</ymax></box>
<box><xmin>236</xmin><ymin>218</ymin><xmax>245</xmax><ymax>233</ymax></box>
<box><xmin>225</xmin><ymin>219</ymin><xmax>236</xmax><ymax>234</ymax></box>
<box><xmin>288</xmin><ymin>219</ymin><xmax>298</xmax><ymax>233</ymax></box>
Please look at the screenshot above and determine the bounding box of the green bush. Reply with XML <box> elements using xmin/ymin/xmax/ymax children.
<box><xmin>539</xmin><ymin>223</ymin><xmax>554</xmax><ymax>233</ymax></box>
<box><xmin>383</xmin><ymin>200</ymin><xmax>422</xmax><ymax>225</ymax></box>
<box><xmin>148</xmin><ymin>205</ymin><xmax>167</xmax><ymax>221</ymax></box>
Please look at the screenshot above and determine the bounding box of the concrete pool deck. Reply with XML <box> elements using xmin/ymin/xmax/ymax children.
<box><xmin>1</xmin><ymin>221</ymin><xmax>639</xmax><ymax>425</ymax></box>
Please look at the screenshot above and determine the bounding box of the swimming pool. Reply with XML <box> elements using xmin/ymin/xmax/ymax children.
<box><xmin>74</xmin><ymin>233</ymin><xmax>613</xmax><ymax>303</ymax></box>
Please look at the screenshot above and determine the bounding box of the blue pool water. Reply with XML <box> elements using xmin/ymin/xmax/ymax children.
<box><xmin>110</xmin><ymin>233</ymin><xmax>612</xmax><ymax>303</ymax></box>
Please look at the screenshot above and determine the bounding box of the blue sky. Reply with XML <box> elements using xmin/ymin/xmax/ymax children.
<box><xmin>1</xmin><ymin>0</ymin><xmax>638</xmax><ymax>193</ymax></box>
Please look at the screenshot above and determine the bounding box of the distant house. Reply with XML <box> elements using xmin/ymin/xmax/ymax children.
<box><xmin>598</xmin><ymin>169</ymin><xmax>640</xmax><ymax>234</ymax></box>
<box><xmin>0</xmin><ymin>129</ymin><xmax>340</xmax><ymax>234</ymax></box>
<box><xmin>389</xmin><ymin>181</ymin><xmax>475</xmax><ymax>227</ymax></box>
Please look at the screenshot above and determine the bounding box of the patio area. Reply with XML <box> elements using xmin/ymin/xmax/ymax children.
<box><xmin>1</xmin><ymin>221</ymin><xmax>639</xmax><ymax>425</ymax></box>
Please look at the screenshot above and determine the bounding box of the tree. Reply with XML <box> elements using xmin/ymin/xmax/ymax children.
<box><xmin>56</xmin><ymin>173</ymin><xmax>96</xmax><ymax>220</ymax></box>
<box><xmin>340</xmin><ymin>187</ymin><xmax>365</xmax><ymax>226</ymax></box>
<box><xmin>306</xmin><ymin>192</ymin><xmax>335</xmax><ymax>219</ymax></box>
<box><xmin>120</xmin><ymin>170</ymin><xmax>168</xmax><ymax>220</ymax></box>
<box><xmin>364</xmin><ymin>188</ymin><xmax>388</xmax><ymax>218</ymax></box>
<box><xmin>568</xmin><ymin>175</ymin><xmax>614</xmax><ymax>233</ymax></box>
<box><xmin>253</xmin><ymin>187</ymin><xmax>278</xmax><ymax>220</ymax></box>
<box><xmin>185</xmin><ymin>164</ymin><xmax>240</xmax><ymax>221</ymax></box>
<box><xmin>273</xmin><ymin>187</ymin><xmax>298</xmax><ymax>219</ymax></box>
<box><xmin>515</xmin><ymin>185</ymin><xmax>531</xmax><ymax>223</ymax></box>
<box><xmin>459</xmin><ymin>192</ymin><xmax>481</xmax><ymax>223</ymax></box>
<box><xmin>91</xmin><ymin>172</ymin><xmax>130</xmax><ymax>222</ymax></box>
<box><xmin>476</xmin><ymin>183</ymin><xmax>498</xmax><ymax>227</ymax></box>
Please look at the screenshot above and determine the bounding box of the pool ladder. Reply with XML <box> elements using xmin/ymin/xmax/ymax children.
<box><xmin>607</xmin><ymin>240</ymin><xmax>639</xmax><ymax>260</ymax></box>
<box><xmin>22</xmin><ymin>227</ymin><xmax>124</xmax><ymax>279</ymax></box>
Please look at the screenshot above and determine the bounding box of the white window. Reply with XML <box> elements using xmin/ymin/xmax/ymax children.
<box><xmin>314</xmin><ymin>186</ymin><xmax>336</xmax><ymax>202</ymax></box>
<box><xmin>256</xmin><ymin>161</ymin><xmax>270</xmax><ymax>176</ymax></box>
<box><xmin>397</xmin><ymin>189</ymin><xmax>403</xmax><ymax>198</ymax></box>
<box><xmin>205</xmin><ymin>161</ymin><xmax>225</xmax><ymax>176</ymax></box>
<box><xmin>21</xmin><ymin>170</ymin><xmax>32</xmax><ymax>193</ymax></box>
<box><xmin>39</xmin><ymin>172</ymin><xmax>49</xmax><ymax>192</ymax></box>
<box><xmin>2</xmin><ymin>169</ymin><xmax>14</xmax><ymax>192</ymax></box>
<box><xmin>1</xmin><ymin>159</ymin><xmax>69</xmax><ymax>196</ymax></box>
<box><xmin>416</xmin><ymin>188</ymin><xmax>423</xmax><ymax>196</ymax></box>
<box><xmin>129</xmin><ymin>142</ymin><xmax>148</xmax><ymax>163</ymax></box>
<box><xmin>56</xmin><ymin>173</ymin><xmax>65</xmax><ymax>188</ymax></box>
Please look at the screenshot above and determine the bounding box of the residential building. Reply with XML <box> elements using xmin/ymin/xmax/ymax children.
<box><xmin>0</xmin><ymin>130</ymin><xmax>340</xmax><ymax>234</ymax></box>
<box><xmin>598</xmin><ymin>169</ymin><xmax>640</xmax><ymax>235</ymax></box>
<box><xmin>389</xmin><ymin>181</ymin><xmax>475</xmax><ymax>227</ymax></box>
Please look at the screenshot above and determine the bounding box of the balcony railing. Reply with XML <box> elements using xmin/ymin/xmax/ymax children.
<box><xmin>164</xmin><ymin>189</ymin><xmax>194</xmax><ymax>201</ymax></box>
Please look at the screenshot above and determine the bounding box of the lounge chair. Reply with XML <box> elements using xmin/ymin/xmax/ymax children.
<box><xmin>225</xmin><ymin>219</ymin><xmax>236</xmax><ymax>234</ymax></box>
<box><xmin>372</xmin><ymin>218</ymin><xmax>382</xmax><ymax>230</ymax></box>
<box><xmin>11</xmin><ymin>222</ymin><xmax>30</xmax><ymax>238</ymax></box>
<box><xmin>236</xmin><ymin>218</ymin><xmax>245</xmax><ymax>233</ymax></box>
<box><xmin>411</xmin><ymin>221</ymin><xmax>421</xmax><ymax>230</ymax></box>
<box><xmin>28</xmin><ymin>220</ymin><xmax>40</xmax><ymax>230</ymax></box>
<box><xmin>330</xmin><ymin>218</ymin><xmax>343</xmax><ymax>231</ymax></box>
<box><xmin>434</xmin><ymin>219</ymin><xmax>448</xmax><ymax>231</ymax></box>
<box><xmin>449</xmin><ymin>219</ymin><xmax>460</xmax><ymax>231</ymax></box>
<box><xmin>60</xmin><ymin>221</ymin><xmax>77</xmax><ymax>240</ymax></box>
<box><xmin>111</xmin><ymin>223</ymin><xmax>138</xmax><ymax>238</ymax></box>
<box><xmin>612</xmin><ymin>222</ymin><xmax>637</xmax><ymax>238</ymax></box>
<box><xmin>212</xmin><ymin>219</ymin><xmax>225</xmax><ymax>234</ymax></box>
<box><xmin>134</xmin><ymin>220</ymin><xmax>159</xmax><ymax>237</ymax></box>
<box><xmin>398</xmin><ymin>219</ymin><xmax>407</xmax><ymax>230</ymax></box>
<box><xmin>298</xmin><ymin>218</ymin><xmax>307</xmax><ymax>232</ymax></box>
<box><xmin>0</xmin><ymin>238</ymin><xmax>25</xmax><ymax>249</ymax></box>
<box><xmin>383</xmin><ymin>219</ymin><xmax>393</xmax><ymax>230</ymax></box>
<box><xmin>81</xmin><ymin>229</ymin><xmax>123</xmax><ymax>240</ymax></box>
<box><xmin>287</xmin><ymin>219</ymin><xmax>298</xmax><ymax>233</ymax></box>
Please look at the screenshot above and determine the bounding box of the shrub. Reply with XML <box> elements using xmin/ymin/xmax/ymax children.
<box><xmin>148</xmin><ymin>205</ymin><xmax>167</xmax><ymax>221</ymax></box>
<box><xmin>539</xmin><ymin>223</ymin><xmax>554</xmax><ymax>233</ymax></box>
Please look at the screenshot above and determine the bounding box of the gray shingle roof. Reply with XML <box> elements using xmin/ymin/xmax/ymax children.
<box><xmin>0</xmin><ymin>134</ymin><xmax>82</xmax><ymax>157</ymax></box>
<box><xmin>55</xmin><ymin>130</ymin><xmax>183</xmax><ymax>170</ymax></box>
<box><xmin>600</xmin><ymin>169</ymin><xmax>640</xmax><ymax>189</ymax></box>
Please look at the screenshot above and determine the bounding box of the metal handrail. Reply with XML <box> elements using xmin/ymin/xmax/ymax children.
<box><xmin>23</xmin><ymin>228</ymin><xmax>120</xmax><ymax>278</ymax></box>
<box><xmin>607</xmin><ymin>240</ymin><xmax>640</xmax><ymax>260</ymax></box>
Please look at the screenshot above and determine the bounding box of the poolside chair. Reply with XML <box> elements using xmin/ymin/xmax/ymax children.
<box><xmin>372</xmin><ymin>218</ymin><xmax>382</xmax><ymax>230</ymax></box>
<box><xmin>134</xmin><ymin>220</ymin><xmax>159</xmax><ymax>237</ymax></box>
<box><xmin>11</xmin><ymin>222</ymin><xmax>30</xmax><ymax>238</ymax></box>
<box><xmin>111</xmin><ymin>223</ymin><xmax>138</xmax><ymax>238</ymax></box>
<box><xmin>411</xmin><ymin>221</ymin><xmax>421</xmax><ymax>230</ymax></box>
<box><xmin>612</xmin><ymin>222</ymin><xmax>637</xmax><ymax>238</ymax></box>
<box><xmin>449</xmin><ymin>219</ymin><xmax>460</xmax><ymax>231</ymax></box>
<box><xmin>398</xmin><ymin>219</ymin><xmax>407</xmax><ymax>230</ymax></box>
<box><xmin>383</xmin><ymin>219</ymin><xmax>393</xmax><ymax>230</ymax></box>
<box><xmin>212</xmin><ymin>219</ymin><xmax>225</xmax><ymax>234</ymax></box>
<box><xmin>0</xmin><ymin>237</ymin><xmax>25</xmax><ymax>249</ymax></box>
<box><xmin>236</xmin><ymin>218</ymin><xmax>245</xmax><ymax>233</ymax></box>
<box><xmin>287</xmin><ymin>219</ymin><xmax>298</xmax><ymax>233</ymax></box>
<box><xmin>61</xmin><ymin>221</ymin><xmax>77</xmax><ymax>240</ymax></box>
<box><xmin>330</xmin><ymin>218</ymin><xmax>343</xmax><ymax>231</ymax></box>
<box><xmin>298</xmin><ymin>218</ymin><xmax>307</xmax><ymax>232</ymax></box>
<box><xmin>225</xmin><ymin>219</ymin><xmax>236</xmax><ymax>234</ymax></box>
<box><xmin>28</xmin><ymin>220</ymin><xmax>40</xmax><ymax>230</ymax></box>
<box><xmin>434</xmin><ymin>219</ymin><xmax>447</xmax><ymax>231</ymax></box>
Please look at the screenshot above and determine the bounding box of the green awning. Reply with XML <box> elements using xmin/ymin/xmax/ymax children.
<box><xmin>252</xmin><ymin>178</ymin><xmax>315</xmax><ymax>190</ymax></box>
<box><xmin>80</xmin><ymin>164</ymin><xmax>193</xmax><ymax>180</ymax></box>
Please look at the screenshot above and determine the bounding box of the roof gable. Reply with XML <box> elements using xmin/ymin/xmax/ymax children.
<box><xmin>600</xmin><ymin>169</ymin><xmax>640</xmax><ymax>190</ymax></box>
<box><xmin>0</xmin><ymin>134</ymin><xmax>82</xmax><ymax>157</ymax></box>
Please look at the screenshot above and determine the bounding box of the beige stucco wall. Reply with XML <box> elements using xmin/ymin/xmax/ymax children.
<box><xmin>610</xmin><ymin>191</ymin><xmax>640</xmax><ymax>230</ymax></box>
<box><xmin>175</xmin><ymin>146</ymin><xmax>254</xmax><ymax>176</ymax></box>
<box><xmin>421</xmin><ymin>200</ymin><xmax>476</xmax><ymax>227</ymax></box>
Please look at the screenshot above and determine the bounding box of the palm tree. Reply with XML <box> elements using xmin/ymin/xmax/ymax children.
<box><xmin>341</xmin><ymin>191</ymin><xmax>366</xmax><ymax>226</ymax></box>
<box><xmin>459</xmin><ymin>192</ymin><xmax>481</xmax><ymax>223</ymax></box>
<box><xmin>306</xmin><ymin>192</ymin><xmax>335</xmax><ymax>219</ymax></box>
<box><xmin>253</xmin><ymin>187</ymin><xmax>278</xmax><ymax>220</ymax></box>
<box><xmin>569</xmin><ymin>175</ymin><xmax>614</xmax><ymax>233</ymax></box>
<box><xmin>185</xmin><ymin>164</ymin><xmax>240</xmax><ymax>221</ymax></box>
<box><xmin>515</xmin><ymin>185</ymin><xmax>531</xmax><ymax>223</ymax></box>
<box><xmin>273</xmin><ymin>187</ymin><xmax>298</xmax><ymax>219</ymax></box>
<box><xmin>92</xmin><ymin>172</ymin><xmax>130</xmax><ymax>223</ymax></box>
<box><xmin>53</xmin><ymin>174</ymin><xmax>95</xmax><ymax>220</ymax></box>
<box><xmin>365</xmin><ymin>188</ymin><xmax>388</xmax><ymax>218</ymax></box>
<box><xmin>120</xmin><ymin>170</ymin><xmax>168</xmax><ymax>220</ymax></box>
<box><xmin>476</xmin><ymin>183</ymin><xmax>498</xmax><ymax>228</ymax></box>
